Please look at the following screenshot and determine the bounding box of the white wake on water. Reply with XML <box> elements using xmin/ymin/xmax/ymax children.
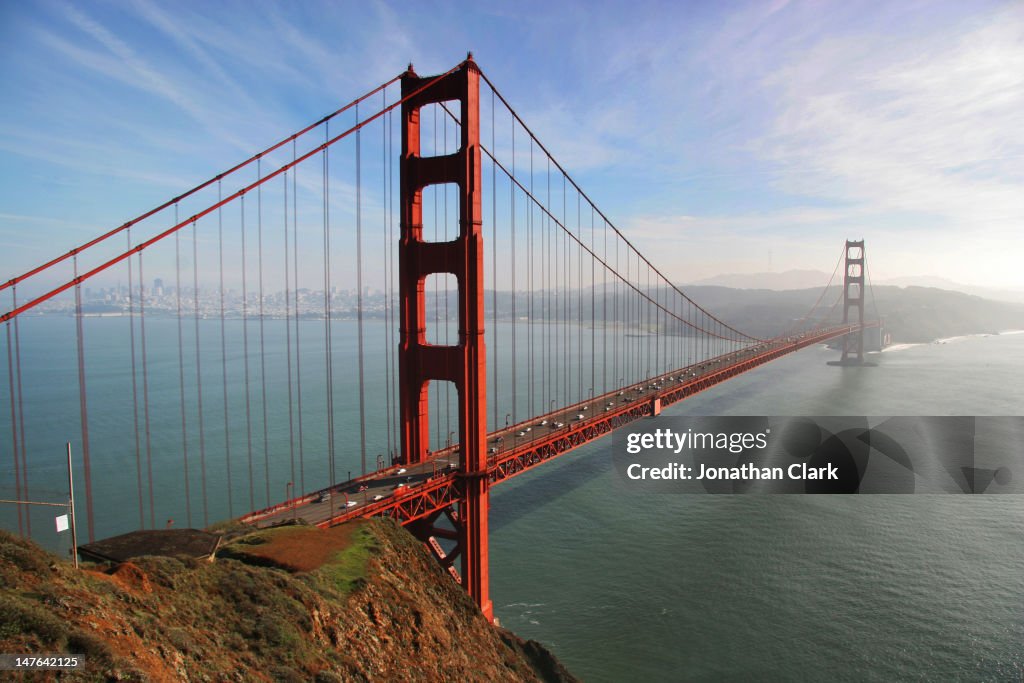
<box><xmin>881</xmin><ymin>343</ymin><xmax>921</xmax><ymax>353</ymax></box>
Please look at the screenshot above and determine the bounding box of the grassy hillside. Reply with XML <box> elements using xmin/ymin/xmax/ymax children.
<box><xmin>0</xmin><ymin>521</ymin><xmax>576</xmax><ymax>682</ymax></box>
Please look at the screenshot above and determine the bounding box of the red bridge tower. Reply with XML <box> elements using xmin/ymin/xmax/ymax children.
<box><xmin>841</xmin><ymin>239</ymin><xmax>865</xmax><ymax>364</ymax></box>
<box><xmin>398</xmin><ymin>57</ymin><xmax>492</xmax><ymax>620</ymax></box>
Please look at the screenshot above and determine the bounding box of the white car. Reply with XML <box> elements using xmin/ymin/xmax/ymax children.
<box><xmin>575</xmin><ymin>414</ymin><xmax>584</xmax><ymax>420</ymax></box>
<box><xmin>397</xmin><ymin>468</ymin><xmax>407</xmax><ymax>475</ymax></box>
<box><xmin>373</xmin><ymin>494</ymin><xmax>384</xmax><ymax>501</ymax></box>
<box><xmin>345</xmin><ymin>500</ymin><xmax>358</xmax><ymax>508</ymax></box>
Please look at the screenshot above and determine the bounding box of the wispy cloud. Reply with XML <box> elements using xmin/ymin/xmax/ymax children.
<box><xmin>599</xmin><ymin>3</ymin><xmax>1024</xmax><ymax>287</ymax></box>
<box><xmin>2</xmin><ymin>1</ymin><xmax>1022</xmax><ymax>290</ymax></box>
<box><xmin>755</xmin><ymin>10</ymin><xmax>1024</xmax><ymax>226</ymax></box>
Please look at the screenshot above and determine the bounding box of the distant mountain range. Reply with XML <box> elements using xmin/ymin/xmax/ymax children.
<box><xmin>689</xmin><ymin>270</ymin><xmax>1024</xmax><ymax>304</ymax></box>
<box><xmin>466</xmin><ymin>279</ymin><xmax>1024</xmax><ymax>344</ymax></box>
<box><xmin>689</xmin><ymin>269</ymin><xmax>837</xmax><ymax>291</ymax></box>
<box><xmin>673</xmin><ymin>284</ymin><xmax>1024</xmax><ymax>343</ymax></box>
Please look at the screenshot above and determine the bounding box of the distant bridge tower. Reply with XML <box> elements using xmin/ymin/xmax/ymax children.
<box><xmin>398</xmin><ymin>56</ymin><xmax>492</xmax><ymax>620</ymax></box>
<box><xmin>841</xmin><ymin>240</ymin><xmax>865</xmax><ymax>364</ymax></box>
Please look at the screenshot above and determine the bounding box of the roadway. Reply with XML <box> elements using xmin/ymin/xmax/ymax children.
<box><xmin>243</xmin><ymin>329</ymin><xmax>846</xmax><ymax>529</ymax></box>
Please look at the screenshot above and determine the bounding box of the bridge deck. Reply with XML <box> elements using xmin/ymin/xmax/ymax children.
<box><xmin>243</xmin><ymin>323</ymin><xmax>870</xmax><ymax>529</ymax></box>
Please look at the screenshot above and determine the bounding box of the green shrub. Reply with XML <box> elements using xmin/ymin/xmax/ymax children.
<box><xmin>67</xmin><ymin>628</ymin><xmax>113</xmax><ymax>661</ymax></box>
<box><xmin>0</xmin><ymin>596</ymin><xmax>67</xmax><ymax>642</ymax></box>
<box><xmin>270</xmin><ymin>665</ymin><xmax>306</xmax><ymax>683</ymax></box>
<box><xmin>0</xmin><ymin>533</ymin><xmax>52</xmax><ymax>575</ymax></box>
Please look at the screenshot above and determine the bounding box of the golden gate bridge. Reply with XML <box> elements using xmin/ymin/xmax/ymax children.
<box><xmin>1</xmin><ymin>56</ymin><xmax>878</xmax><ymax>621</ymax></box>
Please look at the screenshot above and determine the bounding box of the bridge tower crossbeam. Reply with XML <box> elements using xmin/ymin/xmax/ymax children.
<box><xmin>398</xmin><ymin>56</ymin><xmax>492</xmax><ymax>620</ymax></box>
<box><xmin>841</xmin><ymin>240</ymin><xmax>866</xmax><ymax>364</ymax></box>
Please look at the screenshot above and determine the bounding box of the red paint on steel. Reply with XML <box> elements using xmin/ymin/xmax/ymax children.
<box><xmin>1</xmin><ymin>67</ymin><xmax>461</xmax><ymax>324</ymax></box>
<box><xmin>0</xmin><ymin>75</ymin><xmax>402</xmax><ymax>295</ymax></box>
<box><xmin>251</xmin><ymin>324</ymin><xmax>873</xmax><ymax>530</ymax></box>
<box><xmin>842</xmin><ymin>240</ymin><xmax>866</xmax><ymax>363</ymax></box>
<box><xmin>398</xmin><ymin>56</ymin><xmax>491</xmax><ymax>620</ymax></box>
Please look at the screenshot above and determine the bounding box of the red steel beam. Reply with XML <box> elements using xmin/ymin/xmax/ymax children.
<box><xmin>257</xmin><ymin>324</ymin><xmax>871</xmax><ymax>530</ymax></box>
<box><xmin>397</xmin><ymin>55</ymin><xmax>491</xmax><ymax>620</ymax></box>
<box><xmin>1</xmin><ymin>66</ymin><xmax>463</xmax><ymax>324</ymax></box>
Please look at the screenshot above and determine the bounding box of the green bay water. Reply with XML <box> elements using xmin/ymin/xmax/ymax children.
<box><xmin>2</xmin><ymin>319</ymin><xmax>1023</xmax><ymax>680</ymax></box>
<box><xmin>0</xmin><ymin>315</ymin><xmax>731</xmax><ymax>538</ymax></box>
<box><xmin>489</xmin><ymin>333</ymin><xmax>1024</xmax><ymax>681</ymax></box>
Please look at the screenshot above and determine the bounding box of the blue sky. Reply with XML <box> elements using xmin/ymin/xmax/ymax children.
<box><xmin>1</xmin><ymin>0</ymin><xmax>1022</xmax><ymax>291</ymax></box>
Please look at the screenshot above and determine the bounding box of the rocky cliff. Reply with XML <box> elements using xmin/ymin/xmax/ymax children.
<box><xmin>0</xmin><ymin>520</ymin><xmax>577</xmax><ymax>682</ymax></box>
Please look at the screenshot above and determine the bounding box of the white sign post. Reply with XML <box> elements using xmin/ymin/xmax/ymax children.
<box><xmin>0</xmin><ymin>442</ymin><xmax>80</xmax><ymax>569</ymax></box>
<box><xmin>66</xmin><ymin>443</ymin><xmax>79</xmax><ymax>569</ymax></box>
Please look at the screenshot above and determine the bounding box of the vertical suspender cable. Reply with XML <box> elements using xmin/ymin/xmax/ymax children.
<box><xmin>217</xmin><ymin>181</ymin><xmax>233</xmax><ymax>517</ymax></box>
<box><xmin>672</xmin><ymin>288</ymin><xmax>677</xmax><ymax>368</ymax></box>
<box><xmin>387</xmin><ymin>110</ymin><xmax>398</xmax><ymax>462</ymax></box>
<box><xmin>323</xmin><ymin>122</ymin><xmax>336</xmax><ymax>518</ymax></box>
<box><xmin>174</xmin><ymin>206</ymin><xmax>192</xmax><ymax>527</ymax></box>
<box><xmin>624</xmin><ymin>247</ymin><xmax>630</xmax><ymax>385</ymax></box>
<box><xmin>613</xmin><ymin>233</ymin><xmax>618</xmax><ymax>389</ymax></box>
<box><xmin>646</xmin><ymin>263</ymin><xmax>650</xmax><ymax>377</ymax></box>
<box><xmin>293</xmin><ymin>141</ymin><xmax>306</xmax><ymax>493</ymax></box>
<box><xmin>673</xmin><ymin>286</ymin><xmax>679</xmax><ymax>369</ymax></box>
<box><xmin>126</xmin><ymin>231</ymin><xmax>144</xmax><ymax>528</ymax></box>
<box><xmin>656</xmin><ymin>268</ymin><xmax>661</xmax><ymax>375</ymax></box>
<box><xmin>634</xmin><ymin>252</ymin><xmax>639</xmax><ymax>383</ymax></box>
<box><xmin>578</xmin><ymin>192</ymin><xmax>583</xmax><ymax>402</ymax></box>
<box><xmin>138</xmin><ymin>253</ymin><xmax>154</xmax><ymax>528</ymax></box>
<box><xmin>5</xmin><ymin>293</ymin><xmax>23</xmax><ymax>536</ymax></box>
<box><xmin>382</xmin><ymin>90</ymin><xmax>393</xmax><ymax>465</ymax></box>
<box><xmin>122</xmin><ymin>229</ymin><xmax>143</xmax><ymax>528</ymax></box>
<box><xmin>13</xmin><ymin>290</ymin><xmax>28</xmax><ymax>536</ymax></box>
<box><xmin>528</xmin><ymin>137</ymin><xmax>535</xmax><ymax>420</ymax></box>
<box><xmin>257</xmin><ymin>159</ymin><xmax>271</xmax><ymax>506</ymax></box>
<box><xmin>73</xmin><ymin>256</ymin><xmax>94</xmax><ymax>542</ymax></box>
<box><xmin>635</xmin><ymin>253</ymin><xmax>641</xmax><ymax>381</ymax></box>
<box><xmin>602</xmin><ymin>218</ymin><xmax>608</xmax><ymax>395</ymax></box>
<box><xmin>491</xmin><ymin>89</ymin><xmax>498</xmax><ymax>430</ymax></box>
<box><xmin>563</xmin><ymin>175</ymin><xmax>568</xmax><ymax>404</ymax></box>
<box><xmin>643</xmin><ymin>264</ymin><xmax>651</xmax><ymax>378</ymax></box>
<box><xmin>510</xmin><ymin>119</ymin><xmax>517</xmax><ymax>424</ymax></box>
<box><xmin>546</xmin><ymin>158</ymin><xmax>552</xmax><ymax>413</ymax></box>
<box><xmin>284</xmin><ymin>168</ymin><xmax>296</xmax><ymax>492</ymax></box>
<box><xmin>554</xmin><ymin>166</ymin><xmax>560</xmax><ymax>406</ymax></box>
<box><xmin>559</xmin><ymin>174</ymin><xmax>565</xmax><ymax>404</ymax></box>
<box><xmin>689</xmin><ymin>299</ymin><xmax>694</xmax><ymax>367</ymax></box>
<box><xmin>355</xmin><ymin>103</ymin><xmax>368</xmax><ymax>477</ymax></box>
<box><xmin>590</xmin><ymin>206</ymin><xmax>596</xmax><ymax>399</ymax></box>
<box><xmin>546</xmin><ymin>158</ymin><xmax>551</xmax><ymax>411</ymax></box>
<box><xmin>192</xmin><ymin>218</ymin><xmax>208</xmax><ymax>527</ymax></box>
<box><xmin>241</xmin><ymin>193</ymin><xmax>255</xmax><ymax>511</ymax></box>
